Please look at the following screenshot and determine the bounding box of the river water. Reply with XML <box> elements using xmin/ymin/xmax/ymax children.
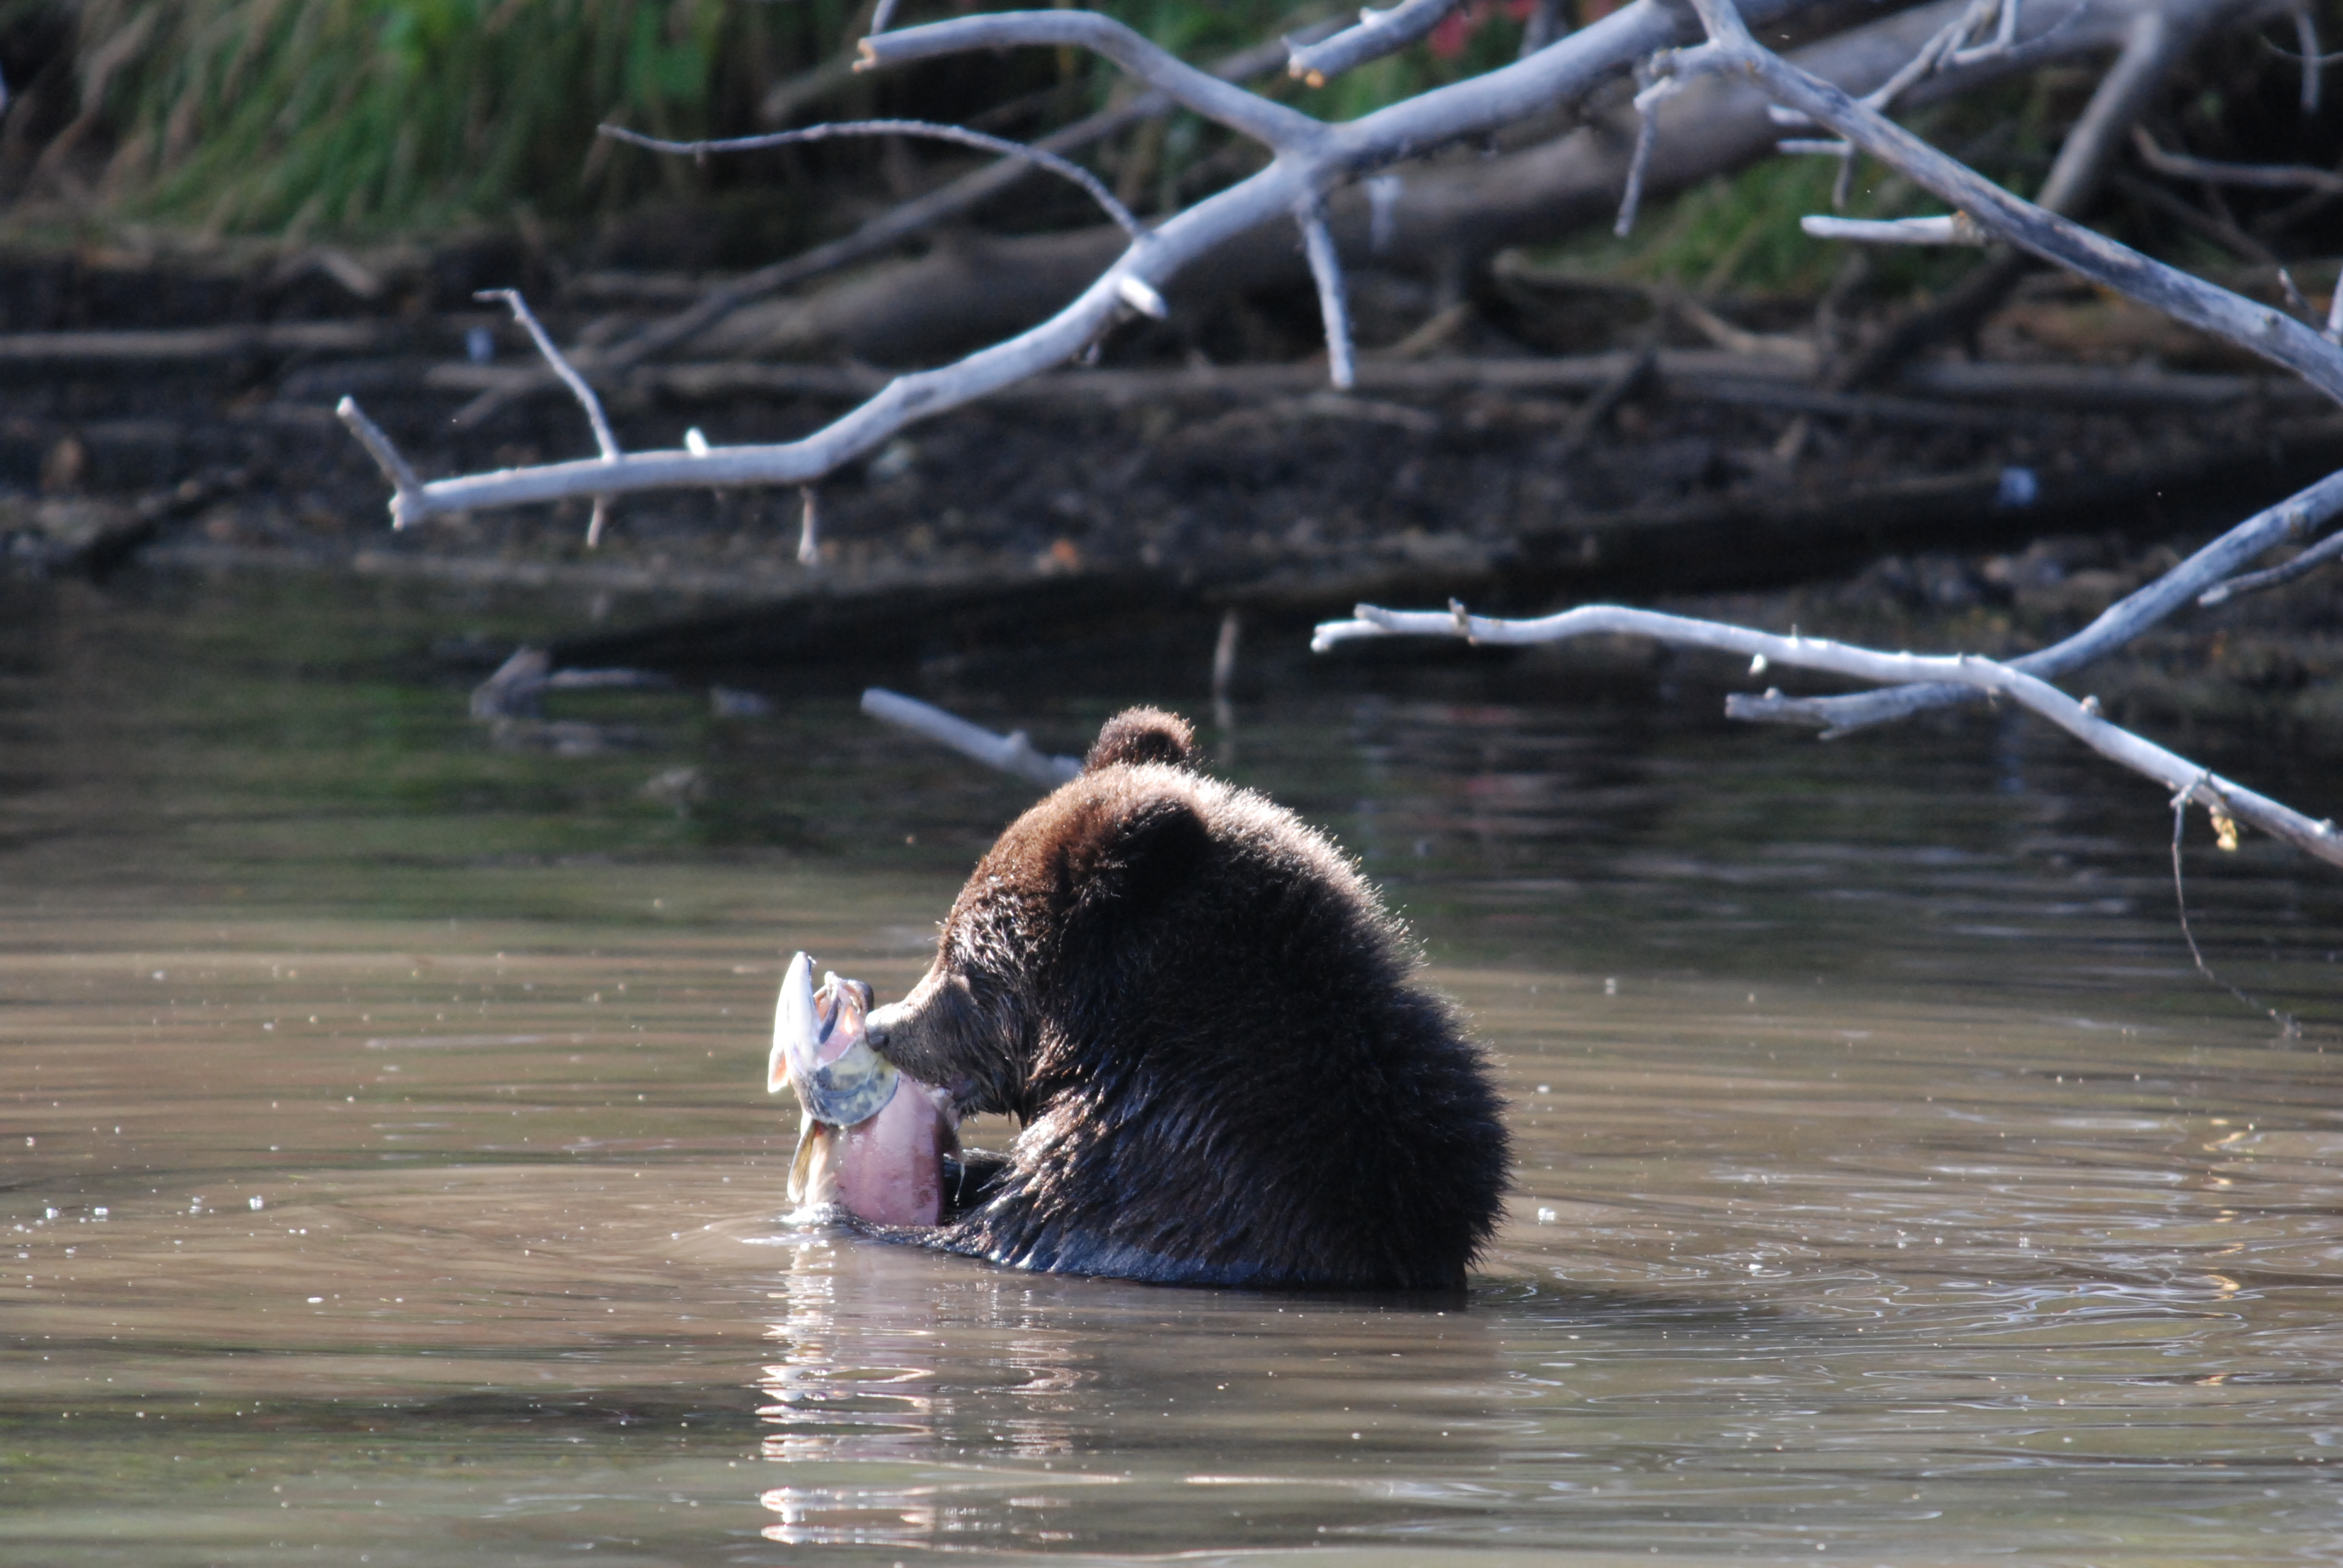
<box><xmin>5</xmin><ymin>570</ymin><xmax>2343</xmax><ymax>1565</ymax></box>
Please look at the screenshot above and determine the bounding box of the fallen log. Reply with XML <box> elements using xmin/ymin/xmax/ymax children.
<box><xmin>419</xmin><ymin>349</ymin><xmax>2329</xmax><ymax>413</ymax></box>
<box><xmin>0</xmin><ymin>321</ymin><xmax>399</xmax><ymax>362</ymax></box>
<box><xmin>650</xmin><ymin>0</ymin><xmax>2224</xmax><ymax>371</ymax></box>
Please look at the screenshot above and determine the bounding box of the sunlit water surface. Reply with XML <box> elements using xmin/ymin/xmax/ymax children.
<box><xmin>5</xmin><ymin>573</ymin><xmax>2343</xmax><ymax>1566</ymax></box>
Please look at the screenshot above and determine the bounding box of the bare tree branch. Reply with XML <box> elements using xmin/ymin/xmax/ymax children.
<box><xmin>1800</xmin><ymin>212</ymin><xmax>1987</xmax><ymax>243</ymax></box>
<box><xmin>1829</xmin><ymin>0</ymin><xmax>2263</xmax><ymax>390</ymax></box>
<box><xmin>455</xmin><ymin>18</ymin><xmax>1345</xmax><ymax>428</ymax></box>
<box><xmin>476</xmin><ymin>288</ymin><xmax>619</xmax><ymax>544</ymax></box>
<box><xmin>1296</xmin><ymin>197</ymin><xmax>1357</xmax><ymax>388</ymax></box>
<box><xmin>1291</xmin><ymin>0</ymin><xmax>2343</xmax><ymax>867</ymax></box>
<box><xmin>796</xmin><ymin>486</ymin><xmax>822</xmax><ymax>567</ymax></box>
<box><xmin>2197</xmin><ymin>523</ymin><xmax>2343</xmax><ymax>606</ymax></box>
<box><xmin>346</xmin><ymin>0</ymin><xmax>2337</xmax><ymax>548</ymax></box>
<box><xmin>454</xmin><ymin>0</ymin><xmax>2192</xmax><ymax>422</ymax></box>
<box><xmin>1728</xmin><ymin>463</ymin><xmax>2343</xmax><ymax>733</ymax></box>
<box><xmin>477</xmin><ymin>289</ymin><xmax>620</xmax><ymax>462</ymax></box>
<box><xmin>1614</xmin><ymin>64</ymin><xmax>1674</xmax><ymax>235</ymax></box>
<box><xmin>860</xmin><ymin>688</ymin><xmax>1082</xmax><ymax>786</ymax></box>
<box><xmin>353</xmin><ymin>0</ymin><xmax>1812</xmax><ymax>525</ymax></box>
<box><xmin>854</xmin><ymin>11</ymin><xmax>1328</xmax><ymax>153</ymax></box>
<box><xmin>1312</xmin><ymin>601</ymin><xmax>2343</xmax><ymax>868</ymax></box>
<box><xmin>1655</xmin><ymin>0</ymin><xmax>2343</xmax><ymax>400</ymax></box>
<box><xmin>599</xmin><ymin>120</ymin><xmax>1149</xmax><ymax>239</ymax></box>
<box><xmin>1582</xmin><ymin>0</ymin><xmax>2343</xmax><ymax>739</ymax></box>
<box><xmin>2131</xmin><ymin>125</ymin><xmax>2343</xmax><ymax>193</ymax></box>
<box><xmin>1288</xmin><ymin>0</ymin><xmax>1464</xmax><ymax>88</ymax></box>
<box><xmin>1856</xmin><ymin>0</ymin><xmax>2005</xmax><ymax>113</ymax></box>
<box><xmin>333</xmin><ymin>397</ymin><xmax>421</xmax><ymax>520</ymax></box>
<box><xmin>2292</xmin><ymin>0</ymin><xmax>2323</xmax><ymax>110</ymax></box>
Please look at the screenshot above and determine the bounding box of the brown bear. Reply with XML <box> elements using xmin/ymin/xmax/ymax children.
<box><xmin>863</xmin><ymin>706</ymin><xmax>1509</xmax><ymax>1290</ymax></box>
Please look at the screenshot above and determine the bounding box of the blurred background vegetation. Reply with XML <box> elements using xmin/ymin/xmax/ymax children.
<box><xmin>0</xmin><ymin>0</ymin><xmax>2327</xmax><ymax>298</ymax></box>
<box><xmin>0</xmin><ymin>0</ymin><xmax>1533</xmax><ymax>237</ymax></box>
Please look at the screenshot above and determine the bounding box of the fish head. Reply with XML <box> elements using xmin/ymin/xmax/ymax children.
<box><xmin>770</xmin><ymin>950</ymin><xmax>900</xmax><ymax>1127</ymax></box>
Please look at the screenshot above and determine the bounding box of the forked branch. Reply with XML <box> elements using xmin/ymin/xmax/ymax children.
<box><xmin>1308</xmin><ymin>0</ymin><xmax>2343</xmax><ymax>877</ymax></box>
<box><xmin>1311</xmin><ymin>603</ymin><xmax>2343</xmax><ymax>869</ymax></box>
<box><xmin>342</xmin><ymin>0</ymin><xmax>2328</xmax><ymax>534</ymax></box>
<box><xmin>598</xmin><ymin>120</ymin><xmax>1149</xmax><ymax>239</ymax></box>
<box><xmin>1729</xmin><ymin>468</ymin><xmax>2343</xmax><ymax>734</ymax></box>
<box><xmin>342</xmin><ymin>0</ymin><xmax>1801</xmax><ymax>526</ymax></box>
<box><xmin>1658</xmin><ymin>0</ymin><xmax>2343</xmax><ymax>402</ymax></box>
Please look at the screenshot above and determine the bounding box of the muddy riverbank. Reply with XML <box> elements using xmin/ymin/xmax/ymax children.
<box><xmin>3</xmin><ymin>240</ymin><xmax>2339</xmax><ymax>742</ymax></box>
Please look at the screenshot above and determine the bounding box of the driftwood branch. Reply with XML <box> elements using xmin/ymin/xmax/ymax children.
<box><xmin>650</xmin><ymin>0</ymin><xmax>2185</xmax><ymax>376</ymax></box>
<box><xmin>1291</xmin><ymin>0</ymin><xmax>2343</xmax><ymax>881</ymax></box>
<box><xmin>1728</xmin><ymin>426</ymin><xmax>2343</xmax><ymax>733</ymax></box>
<box><xmin>1724</xmin><ymin>464</ymin><xmax>2343</xmax><ymax>736</ymax></box>
<box><xmin>1801</xmin><ymin>212</ymin><xmax>1987</xmax><ymax>244</ymax></box>
<box><xmin>333</xmin><ymin>397</ymin><xmax>421</xmax><ymax>520</ymax></box>
<box><xmin>796</xmin><ymin>486</ymin><xmax>822</xmax><ymax>567</ymax></box>
<box><xmin>1614</xmin><ymin>0</ymin><xmax>2343</xmax><ymax>737</ymax></box>
<box><xmin>1614</xmin><ymin>64</ymin><xmax>1674</xmax><ymax>235</ymax></box>
<box><xmin>860</xmin><ymin>688</ymin><xmax>1082</xmax><ymax>786</ymax></box>
<box><xmin>452</xmin><ymin>18</ymin><xmax>1346</xmax><ymax>428</ymax></box>
<box><xmin>1312</xmin><ymin>603</ymin><xmax>2343</xmax><ymax>869</ymax></box>
<box><xmin>349</xmin><ymin>0</ymin><xmax>2321</xmax><ymax>531</ymax></box>
<box><xmin>355</xmin><ymin>0</ymin><xmax>1831</xmax><ymax>526</ymax></box>
<box><xmin>476</xmin><ymin>287</ymin><xmax>620</xmax><ymax>544</ymax></box>
<box><xmin>1659</xmin><ymin>0</ymin><xmax>2343</xmax><ymax>403</ymax></box>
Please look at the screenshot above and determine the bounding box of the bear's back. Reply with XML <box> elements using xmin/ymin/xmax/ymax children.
<box><xmin>952</xmin><ymin>760</ymin><xmax>1510</xmax><ymax>1292</ymax></box>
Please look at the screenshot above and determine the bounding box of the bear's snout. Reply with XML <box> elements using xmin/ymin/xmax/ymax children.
<box><xmin>862</xmin><ymin>1000</ymin><xmax>907</xmax><ymax>1048</ymax></box>
<box><xmin>863</xmin><ymin>969</ymin><xmax>1020</xmax><ymax>1118</ymax></box>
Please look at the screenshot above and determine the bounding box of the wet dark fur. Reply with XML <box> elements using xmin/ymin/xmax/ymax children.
<box><xmin>864</xmin><ymin>707</ymin><xmax>1509</xmax><ymax>1290</ymax></box>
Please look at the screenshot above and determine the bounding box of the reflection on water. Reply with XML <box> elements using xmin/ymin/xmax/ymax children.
<box><xmin>4</xmin><ymin>572</ymin><xmax>2343</xmax><ymax>1564</ymax></box>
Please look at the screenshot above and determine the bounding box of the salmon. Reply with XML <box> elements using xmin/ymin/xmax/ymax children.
<box><xmin>770</xmin><ymin>951</ymin><xmax>958</xmax><ymax>1226</ymax></box>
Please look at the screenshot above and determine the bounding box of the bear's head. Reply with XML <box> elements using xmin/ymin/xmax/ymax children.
<box><xmin>863</xmin><ymin>707</ymin><xmax>1215</xmax><ymax>1119</ymax></box>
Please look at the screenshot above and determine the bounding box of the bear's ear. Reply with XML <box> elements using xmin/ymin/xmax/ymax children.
<box><xmin>1084</xmin><ymin>707</ymin><xmax>1196</xmax><ymax>773</ymax></box>
<box><xmin>1064</xmin><ymin>794</ymin><xmax>1209</xmax><ymax>916</ymax></box>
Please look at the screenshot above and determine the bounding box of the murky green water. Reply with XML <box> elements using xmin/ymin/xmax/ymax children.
<box><xmin>6</xmin><ymin>570</ymin><xmax>2343</xmax><ymax>1565</ymax></box>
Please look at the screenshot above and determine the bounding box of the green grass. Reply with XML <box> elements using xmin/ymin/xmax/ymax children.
<box><xmin>39</xmin><ymin>0</ymin><xmax>1562</xmax><ymax>239</ymax></box>
<box><xmin>37</xmin><ymin>0</ymin><xmax>2097</xmax><ymax>296</ymax></box>
<box><xmin>67</xmin><ymin>0</ymin><xmax>834</xmax><ymax>235</ymax></box>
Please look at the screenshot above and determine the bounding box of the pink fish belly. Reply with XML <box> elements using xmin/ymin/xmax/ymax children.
<box><xmin>833</xmin><ymin>1079</ymin><xmax>954</xmax><ymax>1227</ymax></box>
